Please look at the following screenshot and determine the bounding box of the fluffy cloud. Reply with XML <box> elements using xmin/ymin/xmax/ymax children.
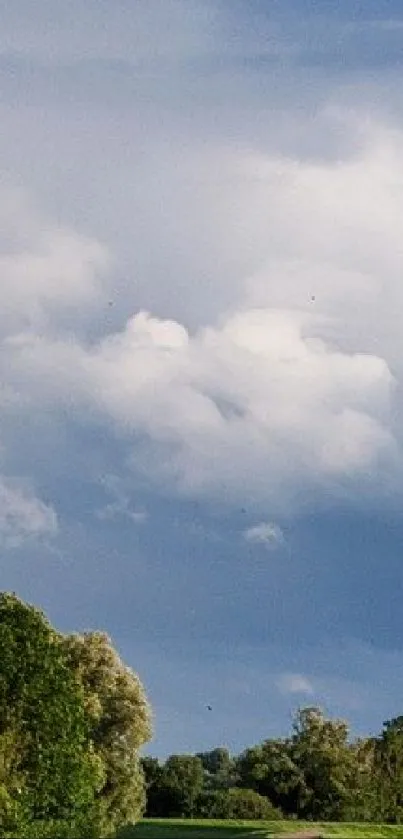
<box><xmin>0</xmin><ymin>476</ymin><xmax>58</xmax><ymax>548</ymax></box>
<box><xmin>243</xmin><ymin>522</ymin><xmax>285</xmax><ymax>549</ymax></box>
<box><xmin>0</xmin><ymin>187</ymin><xmax>109</xmax><ymax>338</ymax></box>
<box><xmin>276</xmin><ymin>673</ymin><xmax>315</xmax><ymax>696</ymax></box>
<box><xmin>2</xmin><ymin>124</ymin><xmax>403</xmax><ymax>515</ymax></box>
<box><xmin>4</xmin><ymin>305</ymin><xmax>396</xmax><ymax>513</ymax></box>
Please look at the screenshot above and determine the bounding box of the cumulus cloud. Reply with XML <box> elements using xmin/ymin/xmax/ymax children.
<box><xmin>0</xmin><ymin>186</ymin><xmax>110</xmax><ymax>338</ymax></box>
<box><xmin>243</xmin><ymin>522</ymin><xmax>285</xmax><ymax>550</ymax></box>
<box><xmin>0</xmin><ymin>476</ymin><xmax>58</xmax><ymax>548</ymax></box>
<box><xmin>276</xmin><ymin>673</ymin><xmax>315</xmax><ymax>696</ymax></box>
<box><xmin>2</xmin><ymin>125</ymin><xmax>403</xmax><ymax>515</ymax></box>
<box><xmin>2</xmin><ymin>305</ymin><xmax>397</xmax><ymax>514</ymax></box>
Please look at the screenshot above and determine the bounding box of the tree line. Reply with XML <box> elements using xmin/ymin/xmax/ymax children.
<box><xmin>2</xmin><ymin>591</ymin><xmax>403</xmax><ymax>837</ymax></box>
<box><xmin>141</xmin><ymin>708</ymin><xmax>403</xmax><ymax>824</ymax></box>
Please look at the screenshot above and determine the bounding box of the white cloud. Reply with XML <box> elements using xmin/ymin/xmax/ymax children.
<box><xmin>0</xmin><ymin>186</ymin><xmax>110</xmax><ymax>338</ymax></box>
<box><xmin>276</xmin><ymin>673</ymin><xmax>315</xmax><ymax>696</ymax></box>
<box><xmin>243</xmin><ymin>522</ymin><xmax>285</xmax><ymax>550</ymax></box>
<box><xmin>95</xmin><ymin>474</ymin><xmax>148</xmax><ymax>525</ymax></box>
<box><xmin>0</xmin><ymin>476</ymin><xmax>58</xmax><ymax>548</ymax></box>
<box><xmin>2</xmin><ymin>125</ymin><xmax>403</xmax><ymax>515</ymax></box>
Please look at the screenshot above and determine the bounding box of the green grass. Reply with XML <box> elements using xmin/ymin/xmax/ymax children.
<box><xmin>118</xmin><ymin>817</ymin><xmax>403</xmax><ymax>838</ymax></box>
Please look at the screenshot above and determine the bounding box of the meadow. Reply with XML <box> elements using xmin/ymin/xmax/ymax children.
<box><xmin>120</xmin><ymin>818</ymin><xmax>403</xmax><ymax>838</ymax></box>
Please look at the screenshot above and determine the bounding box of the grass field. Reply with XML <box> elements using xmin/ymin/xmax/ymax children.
<box><xmin>119</xmin><ymin>817</ymin><xmax>403</xmax><ymax>838</ymax></box>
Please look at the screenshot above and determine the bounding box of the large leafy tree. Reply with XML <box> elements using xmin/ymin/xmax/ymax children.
<box><xmin>0</xmin><ymin>593</ymin><xmax>102</xmax><ymax>839</ymax></box>
<box><xmin>196</xmin><ymin>747</ymin><xmax>238</xmax><ymax>790</ymax></box>
<box><xmin>157</xmin><ymin>755</ymin><xmax>205</xmax><ymax>817</ymax></box>
<box><xmin>62</xmin><ymin>631</ymin><xmax>152</xmax><ymax>836</ymax></box>
<box><xmin>343</xmin><ymin>737</ymin><xmax>378</xmax><ymax>822</ymax></box>
<box><xmin>141</xmin><ymin>757</ymin><xmax>164</xmax><ymax>816</ymax></box>
<box><xmin>237</xmin><ymin>738</ymin><xmax>307</xmax><ymax>816</ymax></box>
<box><xmin>373</xmin><ymin>716</ymin><xmax>403</xmax><ymax>823</ymax></box>
<box><xmin>290</xmin><ymin>706</ymin><xmax>357</xmax><ymax>820</ymax></box>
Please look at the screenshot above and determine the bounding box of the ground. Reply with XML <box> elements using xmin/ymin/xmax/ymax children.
<box><xmin>119</xmin><ymin>818</ymin><xmax>403</xmax><ymax>838</ymax></box>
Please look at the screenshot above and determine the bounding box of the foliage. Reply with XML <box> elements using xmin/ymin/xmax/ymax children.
<box><xmin>141</xmin><ymin>756</ymin><xmax>165</xmax><ymax>816</ymax></box>
<box><xmin>197</xmin><ymin>748</ymin><xmax>238</xmax><ymax>790</ymax></box>
<box><xmin>373</xmin><ymin>716</ymin><xmax>403</xmax><ymax>823</ymax></box>
<box><xmin>63</xmin><ymin>630</ymin><xmax>152</xmax><ymax>836</ymax></box>
<box><xmin>0</xmin><ymin>593</ymin><xmax>102</xmax><ymax>838</ymax></box>
<box><xmin>289</xmin><ymin>706</ymin><xmax>357</xmax><ymax>820</ymax></box>
<box><xmin>197</xmin><ymin>787</ymin><xmax>282</xmax><ymax>820</ymax></box>
<box><xmin>150</xmin><ymin>754</ymin><xmax>205</xmax><ymax>817</ymax></box>
<box><xmin>236</xmin><ymin>738</ymin><xmax>306</xmax><ymax>815</ymax></box>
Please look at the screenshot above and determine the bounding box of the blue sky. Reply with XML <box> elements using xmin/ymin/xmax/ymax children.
<box><xmin>1</xmin><ymin>0</ymin><xmax>403</xmax><ymax>757</ymax></box>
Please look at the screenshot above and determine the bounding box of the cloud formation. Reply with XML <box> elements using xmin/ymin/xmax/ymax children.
<box><xmin>243</xmin><ymin>522</ymin><xmax>285</xmax><ymax>549</ymax></box>
<box><xmin>2</xmin><ymin>124</ymin><xmax>403</xmax><ymax>518</ymax></box>
<box><xmin>0</xmin><ymin>476</ymin><xmax>58</xmax><ymax>548</ymax></box>
<box><xmin>276</xmin><ymin>672</ymin><xmax>315</xmax><ymax>696</ymax></box>
<box><xmin>96</xmin><ymin>474</ymin><xmax>148</xmax><ymax>524</ymax></box>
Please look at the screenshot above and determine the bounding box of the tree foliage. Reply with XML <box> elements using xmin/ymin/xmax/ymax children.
<box><xmin>373</xmin><ymin>716</ymin><xmax>403</xmax><ymax>823</ymax></box>
<box><xmin>197</xmin><ymin>747</ymin><xmax>238</xmax><ymax>790</ymax></box>
<box><xmin>198</xmin><ymin>786</ymin><xmax>282</xmax><ymax>820</ymax></box>
<box><xmin>290</xmin><ymin>706</ymin><xmax>356</xmax><ymax>820</ymax></box>
<box><xmin>237</xmin><ymin>738</ymin><xmax>307</xmax><ymax>815</ymax></box>
<box><xmin>62</xmin><ymin>630</ymin><xmax>152</xmax><ymax>836</ymax></box>
<box><xmin>0</xmin><ymin>593</ymin><xmax>102</xmax><ymax>839</ymax></box>
<box><xmin>160</xmin><ymin>754</ymin><xmax>205</xmax><ymax>817</ymax></box>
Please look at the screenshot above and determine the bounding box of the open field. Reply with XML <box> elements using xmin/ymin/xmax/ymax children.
<box><xmin>119</xmin><ymin>818</ymin><xmax>403</xmax><ymax>838</ymax></box>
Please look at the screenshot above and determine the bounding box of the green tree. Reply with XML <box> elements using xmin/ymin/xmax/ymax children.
<box><xmin>373</xmin><ymin>716</ymin><xmax>403</xmax><ymax>823</ymax></box>
<box><xmin>290</xmin><ymin>706</ymin><xmax>356</xmax><ymax>820</ymax></box>
<box><xmin>141</xmin><ymin>757</ymin><xmax>165</xmax><ymax>816</ymax></box>
<box><xmin>196</xmin><ymin>747</ymin><xmax>238</xmax><ymax>790</ymax></box>
<box><xmin>63</xmin><ymin>631</ymin><xmax>152</xmax><ymax>836</ymax></box>
<box><xmin>342</xmin><ymin>737</ymin><xmax>378</xmax><ymax>822</ymax></box>
<box><xmin>158</xmin><ymin>755</ymin><xmax>204</xmax><ymax>817</ymax></box>
<box><xmin>237</xmin><ymin>739</ymin><xmax>306</xmax><ymax>816</ymax></box>
<box><xmin>0</xmin><ymin>593</ymin><xmax>102</xmax><ymax>839</ymax></box>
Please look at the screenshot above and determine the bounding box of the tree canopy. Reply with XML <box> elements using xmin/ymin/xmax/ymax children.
<box><xmin>0</xmin><ymin>593</ymin><xmax>151</xmax><ymax>838</ymax></box>
<box><xmin>0</xmin><ymin>593</ymin><xmax>102</xmax><ymax>838</ymax></box>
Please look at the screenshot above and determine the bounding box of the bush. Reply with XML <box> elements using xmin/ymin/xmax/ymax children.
<box><xmin>197</xmin><ymin>786</ymin><xmax>282</xmax><ymax>820</ymax></box>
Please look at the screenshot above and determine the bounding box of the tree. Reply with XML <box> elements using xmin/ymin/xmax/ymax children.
<box><xmin>373</xmin><ymin>716</ymin><xmax>403</xmax><ymax>823</ymax></box>
<box><xmin>196</xmin><ymin>747</ymin><xmax>238</xmax><ymax>790</ymax></box>
<box><xmin>342</xmin><ymin>737</ymin><xmax>378</xmax><ymax>822</ymax></box>
<box><xmin>290</xmin><ymin>706</ymin><xmax>357</xmax><ymax>820</ymax></box>
<box><xmin>62</xmin><ymin>631</ymin><xmax>152</xmax><ymax>836</ymax></box>
<box><xmin>237</xmin><ymin>739</ymin><xmax>306</xmax><ymax>816</ymax></box>
<box><xmin>0</xmin><ymin>593</ymin><xmax>102</xmax><ymax>839</ymax></box>
<box><xmin>140</xmin><ymin>757</ymin><xmax>165</xmax><ymax>816</ymax></box>
<box><xmin>158</xmin><ymin>755</ymin><xmax>204</xmax><ymax>817</ymax></box>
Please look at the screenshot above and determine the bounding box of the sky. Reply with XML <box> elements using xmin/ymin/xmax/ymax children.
<box><xmin>2</xmin><ymin>0</ymin><xmax>403</xmax><ymax>758</ymax></box>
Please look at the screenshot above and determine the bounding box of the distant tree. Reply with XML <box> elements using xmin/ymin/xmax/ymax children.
<box><xmin>140</xmin><ymin>757</ymin><xmax>165</xmax><ymax>816</ymax></box>
<box><xmin>237</xmin><ymin>739</ymin><xmax>307</xmax><ymax>816</ymax></box>
<box><xmin>342</xmin><ymin>737</ymin><xmax>378</xmax><ymax>822</ymax></box>
<box><xmin>157</xmin><ymin>755</ymin><xmax>204</xmax><ymax>817</ymax></box>
<box><xmin>290</xmin><ymin>706</ymin><xmax>357</xmax><ymax>820</ymax></box>
<box><xmin>196</xmin><ymin>747</ymin><xmax>238</xmax><ymax>790</ymax></box>
<box><xmin>0</xmin><ymin>593</ymin><xmax>102</xmax><ymax>839</ymax></box>
<box><xmin>62</xmin><ymin>631</ymin><xmax>152</xmax><ymax>836</ymax></box>
<box><xmin>373</xmin><ymin>716</ymin><xmax>403</xmax><ymax>823</ymax></box>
